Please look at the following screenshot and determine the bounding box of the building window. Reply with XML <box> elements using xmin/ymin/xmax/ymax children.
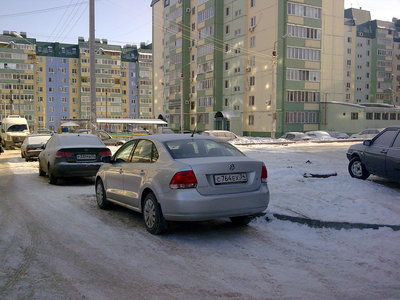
<box><xmin>285</xmin><ymin>111</ymin><xmax>319</xmax><ymax>124</ymax></box>
<box><xmin>250</xmin><ymin>0</ymin><xmax>256</xmax><ymax>7</ymax></box>
<box><xmin>366</xmin><ymin>112</ymin><xmax>373</xmax><ymax>120</ymax></box>
<box><xmin>287</xmin><ymin>2</ymin><xmax>321</xmax><ymax>19</ymax></box>
<box><xmin>287</xmin><ymin>24</ymin><xmax>321</xmax><ymax>40</ymax></box>
<box><xmin>287</xmin><ymin>47</ymin><xmax>321</xmax><ymax>61</ymax></box>
<box><xmin>374</xmin><ymin>113</ymin><xmax>381</xmax><ymax>120</ymax></box>
<box><xmin>286</xmin><ymin>91</ymin><xmax>321</xmax><ymax>102</ymax></box>
<box><xmin>250</xmin><ymin>16</ymin><xmax>256</xmax><ymax>27</ymax></box>
<box><xmin>250</xmin><ymin>36</ymin><xmax>256</xmax><ymax>48</ymax></box>
<box><xmin>351</xmin><ymin>113</ymin><xmax>358</xmax><ymax>120</ymax></box>
<box><xmin>249</xmin><ymin>95</ymin><xmax>255</xmax><ymax>106</ymax></box>
<box><xmin>225</xmin><ymin>62</ymin><xmax>229</xmax><ymax>70</ymax></box>
<box><xmin>225</xmin><ymin>80</ymin><xmax>229</xmax><ymax>88</ymax></box>
<box><xmin>249</xmin><ymin>76</ymin><xmax>256</xmax><ymax>86</ymax></box>
<box><xmin>224</xmin><ymin>98</ymin><xmax>229</xmax><ymax>106</ymax></box>
<box><xmin>248</xmin><ymin>115</ymin><xmax>254</xmax><ymax>125</ymax></box>
<box><xmin>286</xmin><ymin>69</ymin><xmax>320</xmax><ymax>82</ymax></box>
<box><xmin>390</xmin><ymin>113</ymin><xmax>396</xmax><ymax>120</ymax></box>
<box><xmin>225</xmin><ymin>25</ymin><xmax>230</xmax><ymax>34</ymax></box>
<box><xmin>226</xmin><ymin>7</ymin><xmax>230</xmax><ymax>16</ymax></box>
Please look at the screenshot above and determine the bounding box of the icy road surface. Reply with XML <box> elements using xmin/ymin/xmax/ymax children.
<box><xmin>0</xmin><ymin>143</ymin><xmax>399</xmax><ymax>300</ymax></box>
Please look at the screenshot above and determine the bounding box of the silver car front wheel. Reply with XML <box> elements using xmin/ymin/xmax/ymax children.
<box><xmin>143</xmin><ymin>193</ymin><xmax>167</xmax><ymax>235</ymax></box>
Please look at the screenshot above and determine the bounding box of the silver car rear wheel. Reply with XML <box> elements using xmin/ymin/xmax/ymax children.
<box><xmin>143</xmin><ymin>193</ymin><xmax>167</xmax><ymax>235</ymax></box>
<box><xmin>96</xmin><ymin>179</ymin><xmax>112</xmax><ymax>210</ymax></box>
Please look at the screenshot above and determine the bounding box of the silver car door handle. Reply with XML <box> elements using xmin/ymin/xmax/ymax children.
<box><xmin>380</xmin><ymin>150</ymin><xmax>388</xmax><ymax>154</ymax></box>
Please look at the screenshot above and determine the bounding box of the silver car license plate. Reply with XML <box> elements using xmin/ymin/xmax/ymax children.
<box><xmin>76</xmin><ymin>154</ymin><xmax>96</xmax><ymax>160</ymax></box>
<box><xmin>214</xmin><ymin>173</ymin><xmax>247</xmax><ymax>185</ymax></box>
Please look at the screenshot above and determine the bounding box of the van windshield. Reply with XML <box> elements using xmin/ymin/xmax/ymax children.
<box><xmin>7</xmin><ymin>124</ymin><xmax>28</xmax><ymax>132</ymax></box>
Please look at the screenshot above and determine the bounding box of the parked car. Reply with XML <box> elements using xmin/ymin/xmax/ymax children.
<box><xmin>21</xmin><ymin>134</ymin><xmax>52</xmax><ymax>161</ymax></box>
<box><xmin>38</xmin><ymin>134</ymin><xmax>111</xmax><ymax>184</ymax></box>
<box><xmin>201</xmin><ymin>130</ymin><xmax>238</xmax><ymax>141</ymax></box>
<box><xmin>280</xmin><ymin>132</ymin><xmax>311</xmax><ymax>141</ymax></box>
<box><xmin>328</xmin><ymin>131</ymin><xmax>349</xmax><ymax>139</ymax></box>
<box><xmin>95</xmin><ymin>134</ymin><xmax>270</xmax><ymax>234</ymax></box>
<box><xmin>36</xmin><ymin>128</ymin><xmax>54</xmax><ymax>134</ymax></box>
<box><xmin>349</xmin><ymin>128</ymin><xmax>384</xmax><ymax>140</ymax></box>
<box><xmin>76</xmin><ymin>129</ymin><xmax>124</xmax><ymax>146</ymax></box>
<box><xmin>305</xmin><ymin>131</ymin><xmax>335</xmax><ymax>140</ymax></box>
<box><xmin>346</xmin><ymin>126</ymin><xmax>400</xmax><ymax>182</ymax></box>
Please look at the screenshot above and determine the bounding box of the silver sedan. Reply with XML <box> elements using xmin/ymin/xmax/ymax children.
<box><xmin>95</xmin><ymin>134</ymin><xmax>270</xmax><ymax>234</ymax></box>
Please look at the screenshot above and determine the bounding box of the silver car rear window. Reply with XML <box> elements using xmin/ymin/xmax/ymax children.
<box><xmin>164</xmin><ymin>139</ymin><xmax>244</xmax><ymax>159</ymax></box>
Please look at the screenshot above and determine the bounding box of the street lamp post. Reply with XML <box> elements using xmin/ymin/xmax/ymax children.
<box><xmin>9</xmin><ymin>90</ymin><xmax>13</xmax><ymax>115</ymax></box>
<box><xmin>18</xmin><ymin>77</ymin><xmax>21</xmax><ymax>116</ymax></box>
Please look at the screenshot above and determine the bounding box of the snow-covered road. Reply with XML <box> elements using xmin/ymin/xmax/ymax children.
<box><xmin>0</xmin><ymin>144</ymin><xmax>399</xmax><ymax>300</ymax></box>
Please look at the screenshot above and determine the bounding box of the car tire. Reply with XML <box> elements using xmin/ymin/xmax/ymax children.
<box><xmin>95</xmin><ymin>179</ymin><xmax>112</xmax><ymax>210</ymax></box>
<box><xmin>348</xmin><ymin>157</ymin><xmax>370</xmax><ymax>180</ymax></box>
<box><xmin>230</xmin><ymin>216</ymin><xmax>253</xmax><ymax>226</ymax></box>
<box><xmin>38</xmin><ymin>162</ymin><xmax>45</xmax><ymax>177</ymax></box>
<box><xmin>25</xmin><ymin>157</ymin><xmax>29</xmax><ymax>162</ymax></box>
<box><xmin>143</xmin><ymin>192</ymin><xmax>168</xmax><ymax>235</ymax></box>
<box><xmin>48</xmin><ymin>166</ymin><xmax>58</xmax><ymax>185</ymax></box>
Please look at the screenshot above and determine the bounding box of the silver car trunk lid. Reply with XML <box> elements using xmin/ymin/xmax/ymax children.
<box><xmin>177</xmin><ymin>156</ymin><xmax>263</xmax><ymax>196</ymax></box>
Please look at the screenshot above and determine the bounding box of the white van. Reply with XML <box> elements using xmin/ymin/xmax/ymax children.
<box><xmin>1</xmin><ymin>115</ymin><xmax>30</xmax><ymax>148</ymax></box>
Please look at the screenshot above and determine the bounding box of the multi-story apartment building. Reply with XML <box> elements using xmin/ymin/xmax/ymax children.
<box><xmin>151</xmin><ymin>0</ymin><xmax>345</xmax><ymax>137</ymax></box>
<box><xmin>344</xmin><ymin>9</ymin><xmax>400</xmax><ymax>106</ymax></box>
<box><xmin>0</xmin><ymin>31</ymin><xmax>36</xmax><ymax>125</ymax></box>
<box><xmin>0</xmin><ymin>31</ymin><xmax>150</xmax><ymax>132</ymax></box>
<box><xmin>36</xmin><ymin>41</ymin><xmax>80</xmax><ymax>130</ymax></box>
<box><xmin>137</xmin><ymin>43</ymin><xmax>154</xmax><ymax>119</ymax></box>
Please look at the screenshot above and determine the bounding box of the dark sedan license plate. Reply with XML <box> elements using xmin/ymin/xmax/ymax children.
<box><xmin>214</xmin><ymin>173</ymin><xmax>247</xmax><ymax>185</ymax></box>
<box><xmin>76</xmin><ymin>154</ymin><xmax>96</xmax><ymax>160</ymax></box>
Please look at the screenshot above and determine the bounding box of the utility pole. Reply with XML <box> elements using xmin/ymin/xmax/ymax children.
<box><xmin>105</xmin><ymin>89</ymin><xmax>108</xmax><ymax>119</ymax></box>
<box><xmin>105</xmin><ymin>89</ymin><xmax>108</xmax><ymax>131</ymax></box>
<box><xmin>9</xmin><ymin>90</ymin><xmax>13</xmax><ymax>115</ymax></box>
<box><xmin>18</xmin><ymin>77</ymin><xmax>21</xmax><ymax>116</ymax></box>
<box><xmin>180</xmin><ymin>73</ymin><xmax>183</xmax><ymax>134</ymax></box>
<box><xmin>89</xmin><ymin>0</ymin><xmax>96</xmax><ymax>131</ymax></box>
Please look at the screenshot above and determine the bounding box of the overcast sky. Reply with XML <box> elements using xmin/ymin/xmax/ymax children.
<box><xmin>0</xmin><ymin>0</ymin><xmax>398</xmax><ymax>46</ymax></box>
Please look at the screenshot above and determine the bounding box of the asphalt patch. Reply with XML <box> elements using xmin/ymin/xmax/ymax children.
<box><xmin>270</xmin><ymin>213</ymin><xmax>400</xmax><ymax>231</ymax></box>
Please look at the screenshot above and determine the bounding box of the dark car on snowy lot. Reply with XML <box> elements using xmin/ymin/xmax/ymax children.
<box><xmin>346</xmin><ymin>126</ymin><xmax>400</xmax><ymax>182</ymax></box>
<box><xmin>38</xmin><ymin>134</ymin><xmax>111</xmax><ymax>185</ymax></box>
<box><xmin>95</xmin><ymin>134</ymin><xmax>270</xmax><ymax>234</ymax></box>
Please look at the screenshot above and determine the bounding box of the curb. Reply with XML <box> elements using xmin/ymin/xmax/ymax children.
<box><xmin>270</xmin><ymin>213</ymin><xmax>400</xmax><ymax>231</ymax></box>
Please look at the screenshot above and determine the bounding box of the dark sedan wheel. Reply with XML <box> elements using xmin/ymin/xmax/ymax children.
<box><xmin>38</xmin><ymin>160</ymin><xmax>45</xmax><ymax>176</ymax></box>
<box><xmin>96</xmin><ymin>179</ymin><xmax>112</xmax><ymax>209</ymax></box>
<box><xmin>348</xmin><ymin>157</ymin><xmax>370</xmax><ymax>180</ymax></box>
<box><xmin>230</xmin><ymin>216</ymin><xmax>253</xmax><ymax>226</ymax></box>
<box><xmin>48</xmin><ymin>166</ymin><xmax>58</xmax><ymax>185</ymax></box>
<box><xmin>143</xmin><ymin>193</ymin><xmax>167</xmax><ymax>235</ymax></box>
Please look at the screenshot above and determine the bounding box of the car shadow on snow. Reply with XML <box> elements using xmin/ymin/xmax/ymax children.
<box><xmin>96</xmin><ymin>202</ymin><xmax>261</xmax><ymax>236</ymax></box>
<box><xmin>366</xmin><ymin>175</ymin><xmax>400</xmax><ymax>191</ymax></box>
<box><xmin>46</xmin><ymin>176</ymin><xmax>95</xmax><ymax>186</ymax></box>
